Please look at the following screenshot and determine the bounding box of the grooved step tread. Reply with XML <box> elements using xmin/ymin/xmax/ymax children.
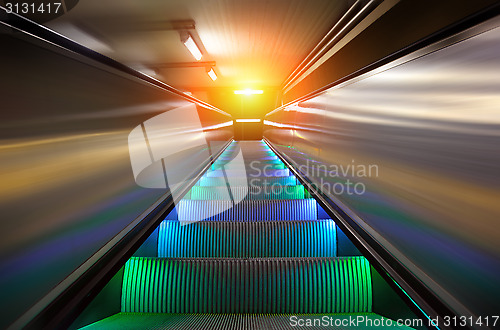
<box><xmin>82</xmin><ymin>313</ymin><xmax>415</xmax><ymax>329</ymax></box>
<box><xmin>196</xmin><ymin>176</ymin><xmax>298</xmax><ymax>187</ymax></box>
<box><xmin>158</xmin><ymin>220</ymin><xmax>336</xmax><ymax>258</ymax></box>
<box><xmin>205</xmin><ymin>168</ymin><xmax>289</xmax><ymax>177</ymax></box>
<box><xmin>217</xmin><ymin>155</ymin><xmax>278</xmax><ymax>161</ymax></box>
<box><xmin>212</xmin><ymin>163</ymin><xmax>286</xmax><ymax>170</ymax></box>
<box><xmin>121</xmin><ymin>257</ymin><xmax>372</xmax><ymax>314</ymax></box>
<box><xmin>185</xmin><ymin>185</ymin><xmax>305</xmax><ymax>201</ymax></box>
<box><xmin>177</xmin><ymin>199</ymin><xmax>318</xmax><ymax>221</ymax></box>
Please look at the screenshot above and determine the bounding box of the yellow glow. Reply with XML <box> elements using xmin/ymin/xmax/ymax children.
<box><xmin>207</xmin><ymin>68</ymin><xmax>217</xmax><ymax>81</ymax></box>
<box><xmin>234</xmin><ymin>89</ymin><xmax>264</xmax><ymax>95</ymax></box>
<box><xmin>183</xmin><ymin>35</ymin><xmax>202</xmax><ymax>61</ymax></box>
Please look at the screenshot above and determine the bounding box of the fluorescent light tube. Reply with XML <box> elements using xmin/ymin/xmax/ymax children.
<box><xmin>207</xmin><ymin>68</ymin><xmax>217</xmax><ymax>81</ymax></box>
<box><xmin>235</xmin><ymin>119</ymin><xmax>261</xmax><ymax>123</ymax></box>
<box><xmin>183</xmin><ymin>34</ymin><xmax>202</xmax><ymax>61</ymax></box>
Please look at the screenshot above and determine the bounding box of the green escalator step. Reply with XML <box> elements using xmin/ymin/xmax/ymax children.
<box><xmin>186</xmin><ymin>185</ymin><xmax>305</xmax><ymax>200</ymax></box>
<box><xmin>121</xmin><ymin>257</ymin><xmax>372</xmax><ymax>314</ymax></box>
<box><xmin>93</xmin><ymin>141</ymin><xmax>390</xmax><ymax>329</ymax></box>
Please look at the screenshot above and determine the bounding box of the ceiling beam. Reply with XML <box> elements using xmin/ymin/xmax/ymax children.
<box><xmin>136</xmin><ymin>19</ymin><xmax>196</xmax><ymax>31</ymax></box>
<box><xmin>154</xmin><ymin>61</ymin><xmax>216</xmax><ymax>69</ymax></box>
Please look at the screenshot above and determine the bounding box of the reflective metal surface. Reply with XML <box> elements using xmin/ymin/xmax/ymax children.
<box><xmin>265</xmin><ymin>16</ymin><xmax>500</xmax><ymax>319</ymax></box>
<box><xmin>0</xmin><ymin>25</ymin><xmax>232</xmax><ymax>328</ymax></box>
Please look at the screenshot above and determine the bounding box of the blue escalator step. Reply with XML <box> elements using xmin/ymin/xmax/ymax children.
<box><xmin>211</xmin><ymin>162</ymin><xmax>285</xmax><ymax>170</ymax></box>
<box><xmin>218</xmin><ymin>155</ymin><xmax>278</xmax><ymax>161</ymax></box>
<box><xmin>186</xmin><ymin>185</ymin><xmax>305</xmax><ymax>200</ymax></box>
<box><xmin>157</xmin><ymin>220</ymin><xmax>336</xmax><ymax>258</ymax></box>
<box><xmin>205</xmin><ymin>168</ymin><xmax>289</xmax><ymax>177</ymax></box>
<box><xmin>177</xmin><ymin>199</ymin><xmax>318</xmax><ymax>221</ymax></box>
<box><xmin>195</xmin><ymin>176</ymin><xmax>298</xmax><ymax>187</ymax></box>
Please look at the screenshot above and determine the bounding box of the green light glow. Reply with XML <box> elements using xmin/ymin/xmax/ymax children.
<box><xmin>121</xmin><ymin>257</ymin><xmax>372</xmax><ymax>314</ymax></box>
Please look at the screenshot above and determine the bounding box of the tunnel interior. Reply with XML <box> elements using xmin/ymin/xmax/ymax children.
<box><xmin>1</xmin><ymin>1</ymin><xmax>500</xmax><ymax>330</ymax></box>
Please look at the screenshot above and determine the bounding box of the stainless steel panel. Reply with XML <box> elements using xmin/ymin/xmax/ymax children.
<box><xmin>0</xmin><ymin>27</ymin><xmax>232</xmax><ymax>328</ymax></box>
<box><xmin>265</xmin><ymin>17</ymin><xmax>500</xmax><ymax>319</ymax></box>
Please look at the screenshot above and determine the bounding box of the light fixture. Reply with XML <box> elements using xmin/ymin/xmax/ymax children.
<box><xmin>234</xmin><ymin>89</ymin><xmax>264</xmax><ymax>95</ymax></box>
<box><xmin>181</xmin><ymin>33</ymin><xmax>202</xmax><ymax>61</ymax></box>
<box><xmin>206</xmin><ymin>67</ymin><xmax>217</xmax><ymax>81</ymax></box>
<box><xmin>235</xmin><ymin>119</ymin><xmax>261</xmax><ymax>123</ymax></box>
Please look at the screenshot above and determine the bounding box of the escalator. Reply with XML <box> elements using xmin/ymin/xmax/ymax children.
<box><xmin>2</xmin><ymin>2</ymin><xmax>500</xmax><ymax>329</ymax></box>
<box><xmin>79</xmin><ymin>141</ymin><xmax>416</xmax><ymax>329</ymax></box>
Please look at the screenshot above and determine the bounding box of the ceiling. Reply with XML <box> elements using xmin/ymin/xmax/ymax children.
<box><xmin>46</xmin><ymin>0</ymin><xmax>353</xmax><ymax>92</ymax></box>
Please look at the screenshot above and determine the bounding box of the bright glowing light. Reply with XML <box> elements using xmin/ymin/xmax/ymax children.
<box><xmin>183</xmin><ymin>35</ymin><xmax>202</xmax><ymax>61</ymax></box>
<box><xmin>207</xmin><ymin>68</ymin><xmax>217</xmax><ymax>81</ymax></box>
<box><xmin>263</xmin><ymin>120</ymin><xmax>294</xmax><ymax>129</ymax></box>
<box><xmin>235</xmin><ymin>119</ymin><xmax>261</xmax><ymax>123</ymax></box>
<box><xmin>234</xmin><ymin>89</ymin><xmax>264</xmax><ymax>95</ymax></box>
<box><xmin>203</xmin><ymin>121</ymin><xmax>233</xmax><ymax>130</ymax></box>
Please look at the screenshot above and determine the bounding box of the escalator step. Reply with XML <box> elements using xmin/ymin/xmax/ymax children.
<box><xmin>177</xmin><ymin>199</ymin><xmax>317</xmax><ymax>221</ymax></box>
<box><xmin>214</xmin><ymin>157</ymin><xmax>281</xmax><ymax>163</ymax></box>
<box><xmin>186</xmin><ymin>185</ymin><xmax>305</xmax><ymax>200</ymax></box>
<box><xmin>196</xmin><ymin>176</ymin><xmax>298</xmax><ymax>187</ymax></box>
<box><xmin>217</xmin><ymin>155</ymin><xmax>278</xmax><ymax>161</ymax></box>
<box><xmin>212</xmin><ymin>162</ymin><xmax>286</xmax><ymax>170</ymax></box>
<box><xmin>215</xmin><ymin>155</ymin><xmax>279</xmax><ymax>162</ymax></box>
<box><xmin>205</xmin><ymin>168</ymin><xmax>290</xmax><ymax>177</ymax></box>
<box><xmin>121</xmin><ymin>257</ymin><xmax>372</xmax><ymax>314</ymax></box>
<box><xmin>158</xmin><ymin>220</ymin><xmax>336</xmax><ymax>258</ymax></box>
<box><xmin>82</xmin><ymin>313</ymin><xmax>414</xmax><ymax>329</ymax></box>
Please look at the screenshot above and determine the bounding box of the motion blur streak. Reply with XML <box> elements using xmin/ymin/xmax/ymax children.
<box><xmin>0</xmin><ymin>23</ymin><xmax>233</xmax><ymax>328</ymax></box>
<box><xmin>0</xmin><ymin>131</ymin><xmax>129</xmax><ymax>204</ymax></box>
<box><xmin>265</xmin><ymin>19</ymin><xmax>500</xmax><ymax>319</ymax></box>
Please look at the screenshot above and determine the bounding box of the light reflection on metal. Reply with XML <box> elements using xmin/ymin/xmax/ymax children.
<box><xmin>263</xmin><ymin>120</ymin><xmax>294</xmax><ymax>129</ymax></box>
<box><xmin>128</xmin><ymin>105</ymin><xmax>239</xmax><ymax>224</ymax></box>
<box><xmin>128</xmin><ymin>104</ymin><xmax>208</xmax><ymax>189</ymax></box>
<box><xmin>265</xmin><ymin>17</ymin><xmax>500</xmax><ymax>320</ymax></box>
<box><xmin>204</xmin><ymin>121</ymin><xmax>233</xmax><ymax>130</ymax></box>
